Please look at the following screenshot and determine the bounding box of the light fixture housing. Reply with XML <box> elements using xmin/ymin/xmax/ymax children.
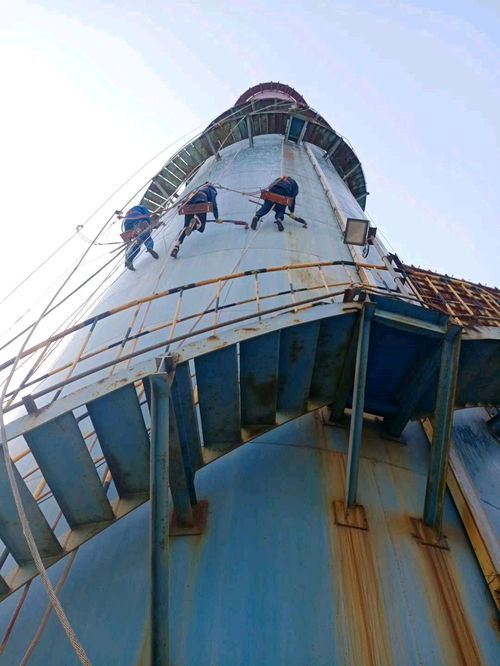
<box><xmin>343</xmin><ymin>218</ymin><xmax>370</xmax><ymax>246</ymax></box>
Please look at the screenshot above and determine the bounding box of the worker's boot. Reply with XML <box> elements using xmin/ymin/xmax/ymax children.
<box><xmin>147</xmin><ymin>248</ymin><xmax>159</xmax><ymax>259</ymax></box>
<box><xmin>170</xmin><ymin>242</ymin><xmax>180</xmax><ymax>258</ymax></box>
<box><xmin>250</xmin><ymin>216</ymin><xmax>259</xmax><ymax>230</ymax></box>
<box><xmin>185</xmin><ymin>215</ymin><xmax>200</xmax><ymax>236</ymax></box>
<box><xmin>276</xmin><ymin>219</ymin><xmax>284</xmax><ymax>232</ymax></box>
<box><xmin>125</xmin><ymin>258</ymin><xmax>135</xmax><ymax>271</ymax></box>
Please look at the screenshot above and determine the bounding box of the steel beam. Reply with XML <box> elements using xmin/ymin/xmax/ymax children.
<box><xmin>324</xmin><ymin>136</ymin><xmax>342</xmax><ymax>160</ymax></box>
<box><xmin>342</xmin><ymin>162</ymin><xmax>360</xmax><ymax>181</ymax></box>
<box><xmin>383</xmin><ymin>341</ymin><xmax>441</xmax><ymax>437</ymax></box>
<box><xmin>168</xmin><ymin>397</ymin><xmax>195</xmax><ymax>524</ymax></box>
<box><xmin>422</xmin><ymin>419</ymin><xmax>500</xmax><ymax>609</ymax></box>
<box><xmin>246</xmin><ymin>115</ymin><xmax>253</xmax><ymax>147</ymax></box>
<box><xmin>423</xmin><ymin>325</ymin><xmax>461</xmax><ymax>531</ymax></box>
<box><xmin>149</xmin><ymin>375</ymin><xmax>171</xmax><ymax>666</ymax></box>
<box><xmin>345</xmin><ymin>303</ymin><xmax>376</xmax><ymax>507</ymax></box>
<box><xmin>298</xmin><ymin>120</ymin><xmax>309</xmax><ymax>143</ymax></box>
<box><xmin>206</xmin><ymin>132</ymin><xmax>220</xmax><ymax>160</ymax></box>
<box><xmin>153</xmin><ymin>179</ymin><xmax>171</xmax><ymax>199</ymax></box>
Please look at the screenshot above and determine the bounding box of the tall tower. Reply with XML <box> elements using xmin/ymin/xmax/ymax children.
<box><xmin>0</xmin><ymin>83</ymin><xmax>498</xmax><ymax>665</ymax></box>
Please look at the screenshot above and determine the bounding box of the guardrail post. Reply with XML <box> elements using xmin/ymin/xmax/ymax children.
<box><xmin>149</xmin><ymin>375</ymin><xmax>171</xmax><ymax>666</ymax></box>
<box><xmin>345</xmin><ymin>302</ymin><xmax>376</xmax><ymax>508</ymax></box>
<box><xmin>423</xmin><ymin>325</ymin><xmax>461</xmax><ymax>532</ymax></box>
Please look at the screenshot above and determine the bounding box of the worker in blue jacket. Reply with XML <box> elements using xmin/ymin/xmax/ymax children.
<box><xmin>251</xmin><ymin>176</ymin><xmax>299</xmax><ymax>231</ymax></box>
<box><xmin>122</xmin><ymin>205</ymin><xmax>159</xmax><ymax>271</ymax></box>
<box><xmin>171</xmin><ymin>183</ymin><xmax>222</xmax><ymax>258</ymax></box>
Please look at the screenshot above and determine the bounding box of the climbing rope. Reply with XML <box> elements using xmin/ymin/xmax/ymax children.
<box><xmin>0</xmin><ymin>97</ymin><xmax>313</xmax><ymax>661</ymax></box>
<box><xmin>0</xmin><ymin>206</ymin><xmax>122</xmax><ymax>665</ymax></box>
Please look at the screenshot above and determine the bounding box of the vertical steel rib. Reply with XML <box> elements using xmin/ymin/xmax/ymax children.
<box><xmin>149</xmin><ymin>375</ymin><xmax>171</xmax><ymax>666</ymax></box>
<box><xmin>345</xmin><ymin>302</ymin><xmax>376</xmax><ymax>508</ymax></box>
<box><xmin>423</xmin><ymin>325</ymin><xmax>462</xmax><ymax>531</ymax></box>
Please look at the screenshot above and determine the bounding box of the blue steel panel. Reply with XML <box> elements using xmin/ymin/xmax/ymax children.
<box><xmin>452</xmin><ymin>409</ymin><xmax>500</xmax><ymax>534</ymax></box>
<box><xmin>383</xmin><ymin>338</ymin><xmax>441</xmax><ymax>437</ymax></box>
<box><xmin>2</xmin><ymin>116</ymin><xmax>498</xmax><ymax>665</ymax></box>
<box><xmin>0</xmin><ymin>456</ymin><xmax>61</xmax><ymax>564</ymax></box>
<box><xmin>170</xmin><ymin>362</ymin><xmax>203</xmax><ymax>471</ymax></box>
<box><xmin>287</xmin><ymin>116</ymin><xmax>305</xmax><ymax>142</ymax></box>
<box><xmin>277</xmin><ymin>320</ymin><xmax>321</xmax><ymax>411</ymax></box>
<box><xmin>23</xmin><ymin>413</ymin><xmax>114</xmax><ymax>528</ymax></box>
<box><xmin>0</xmin><ymin>507</ymin><xmax>152</xmax><ymax>666</ymax></box>
<box><xmin>169</xmin><ymin>441</ymin><xmax>340</xmax><ymax>666</ymax></box>
<box><xmin>371</xmin><ymin>293</ymin><xmax>449</xmax><ymax>327</ymax></box>
<box><xmin>195</xmin><ymin>345</ymin><xmax>240</xmax><ymax>447</ymax></box>
<box><xmin>168</xmin><ymin>397</ymin><xmax>195</xmax><ymax>521</ymax></box>
<box><xmin>455</xmin><ymin>339</ymin><xmax>500</xmax><ymax>405</ymax></box>
<box><xmin>345</xmin><ymin>303</ymin><xmax>375</xmax><ymax>506</ymax></box>
<box><xmin>309</xmin><ymin>312</ymin><xmax>357</xmax><ymax>401</ymax></box>
<box><xmin>87</xmin><ymin>384</ymin><xmax>150</xmax><ymax>497</ymax></box>
<box><xmin>364</xmin><ymin>321</ymin><xmax>424</xmax><ymax>414</ymax></box>
<box><xmin>240</xmin><ymin>331</ymin><xmax>280</xmax><ymax>425</ymax></box>
<box><xmin>423</xmin><ymin>325</ymin><xmax>461</xmax><ymax>528</ymax></box>
<box><xmin>1</xmin><ymin>413</ymin><xmax>499</xmax><ymax>665</ymax></box>
<box><xmin>149</xmin><ymin>376</ymin><xmax>171</xmax><ymax>665</ymax></box>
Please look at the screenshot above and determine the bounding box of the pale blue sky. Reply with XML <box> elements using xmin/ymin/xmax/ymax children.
<box><xmin>0</xmin><ymin>0</ymin><xmax>498</xmax><ymax>330</ymax></box>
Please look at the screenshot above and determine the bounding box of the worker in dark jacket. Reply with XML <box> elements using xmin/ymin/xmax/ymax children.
<box><xmin>122</xmin><ymin>205</ymin><xmax>159</xmax><ymax>271</ymax></box>
<box><xmin>251</xmin><ymin>176</ymin><xmax>299</xmax><ymax>231</ymax></box>
<box><xmin>171</xmin><ymin>183</ymin><xmax>221</xmax><ymax>258</ymax></box>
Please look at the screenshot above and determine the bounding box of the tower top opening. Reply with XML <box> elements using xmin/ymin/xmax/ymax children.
<box><xmin>235</xmin><ymin>82</ymin><xmax>307</xmax><ymax>107</ymax></box>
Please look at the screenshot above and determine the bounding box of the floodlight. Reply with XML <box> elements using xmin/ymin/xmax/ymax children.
<box><xmin>343</xmin><ymin>218</ymin><xmax>369</xmax><ymax>246</ymax></box>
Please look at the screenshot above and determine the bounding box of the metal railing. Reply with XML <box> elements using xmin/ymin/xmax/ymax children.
<box><xmin>1</xmin><ymin>260</ymin><xmax>401</xmax><ymax>414</ymax></box>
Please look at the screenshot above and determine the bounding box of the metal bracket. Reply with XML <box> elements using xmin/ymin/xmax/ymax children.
<box><xmin>170</xmin><ymin>500</ymin><xmax>208</xmax><ymax>536</ymax></box>
<box><xmin>333</xmin><ymin>500</ymin><xmax>368</xmax><ymax>530</ymax></box>
<box><xmin>21</xmin><ymin>395</ymin><xmax>38</xmax><ymax>414</ymax></box>
<box><xmin>411</xmin><ymin>517</ymin><xmax>449</xmax><ymax>550</ymax></box>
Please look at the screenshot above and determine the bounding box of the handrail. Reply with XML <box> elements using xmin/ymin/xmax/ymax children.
<box><xmin>4</xmin><ymin>279</ymin><xmax>361</xmax><ymax>398</ymax></box>
<box><xmin>1</xmin><ymin>259</ymin><xmax>424</xmax><ymax>413</ymax></box>
<box><xmin>0</xmin><ymin>260</ymin><xmax>387</xmax><ymax>371</ymax></box>
<box><xmin>3</xmin><ymin>285</ymin><xmax>373</xmax><ymax>414</ymax></box>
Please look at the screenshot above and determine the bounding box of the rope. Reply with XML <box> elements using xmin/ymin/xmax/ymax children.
<box><xmin>0</xmin><ymin>247</ymin><xmax>126</xmax><ymax>354</ymax></box>
<box><xmin>0</xmin><ymin>97</ymin><xmax>317</xmax><ymax>662</ymax></box>
<box><xmin>0</xmin><ymin>437</ymin><xmax>91</xmax><ymax>663</ymax></box>
<box><xmin>0</xmin><ymin>206</ymin><xmax>118</xmax><ymax>665</ymax></box>
<box><xmin>0</xmin><ymin>234</ymin><xmax>79</xmax><ymax>307</ymax></box>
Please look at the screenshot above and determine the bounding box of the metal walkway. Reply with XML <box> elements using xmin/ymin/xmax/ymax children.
<box><xmin>1</xmin><ymin>296</ymin><xmax>499</xmax><ymax>600</ymax></box>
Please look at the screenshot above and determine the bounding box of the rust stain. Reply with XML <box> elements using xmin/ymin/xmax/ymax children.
<box><xmin>170</xmin><ymin>499</ymin><xmax>209</xmax><ymax>536</ymax></box>
<box><xmin>334</xmin><ymin>509</ymin><xmax>393</xmax><ymax>665</ymax></box>
<box><xmin>288</xmin><ymin>337</ymin><xmax>305</xmax><ymax>363</ymax></box>
<box><xmin>413</xmin><ymin>524</ymin><xmax>485</xmax><ymax>666</ymax></box>
<box><xmin>317</xmin><ymin>429</ymin><xmax>393</xmax><ymax>666</ymax></box>
<box><xmin>387</xmin><ymin>447</ymin><xmax>486</xmax><ymax>665</ymax></box>
<box><xmin>250</xmin><ymin>375</ymin><xmax>278</xmax><ymax>406</ymax></box>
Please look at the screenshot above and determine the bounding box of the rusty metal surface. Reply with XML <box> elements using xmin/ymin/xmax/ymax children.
<box><xmin>403</xmin><ymin>264</ymin><xmax>500</xmax><ymax>327</ymax></box>
<box><xmin>1</xmin><ymin>84</ymin><xmax>498</xmax><ymax>664</ymax></box>
<box><xmin>1</xmin><ymin>413</ymin><xmax>498</xmax><ymax>664</ymax></box>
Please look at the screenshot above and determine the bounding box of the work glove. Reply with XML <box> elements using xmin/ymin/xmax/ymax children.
<box><xmin>215</xmin><ymin>217</ymin><xmax>223</xmax><ymax>223</ymax></box>
<box><xmin>289</xmin><ymin>212</ymin><xmax>297</xmax><ymax>219</ymax></box>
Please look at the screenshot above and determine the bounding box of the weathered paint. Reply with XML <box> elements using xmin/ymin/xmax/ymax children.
<box><xmin>1</xmin><ymin>84</ymin><xmax>498</xmax><ymax>665</ymax></box>
<box><xmin>1</xmin><ymin>410</ymin><xmax>499</xmax><ymax>664</ymax></box>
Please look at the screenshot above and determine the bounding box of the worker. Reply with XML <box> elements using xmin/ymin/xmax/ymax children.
<box><xmin>171</xmin><ymin>183</ymin><xmax>222</xmax><ymax>258</ymax></box>
<box><xmin>122</xmin><ymin>205</ymin><xmax>159</xmax><ymax>271</ymax></box>
<box><xmin>251</xmin><ymin>176</ymin><xmax>299</xmax><ymax>231</ymax></box>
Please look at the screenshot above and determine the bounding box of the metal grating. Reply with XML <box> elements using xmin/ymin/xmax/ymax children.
<box><xmin>402</xmin><ymin>265</ymin><xmax>500</xmax><ymax>328</ymax></box>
